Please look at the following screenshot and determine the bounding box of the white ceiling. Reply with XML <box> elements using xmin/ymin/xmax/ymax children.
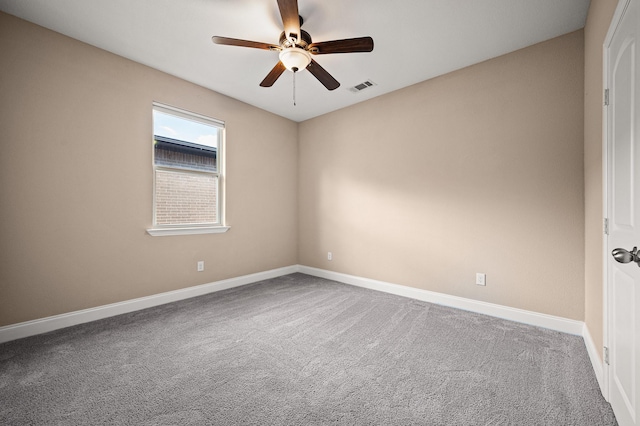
<box><xmin>0</xmin><ymin>0</ymin><xmax>590</xmax><ymax>122</ymax></box>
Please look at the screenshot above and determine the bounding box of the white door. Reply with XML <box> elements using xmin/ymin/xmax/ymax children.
<box><xmin>607</xmin><ymin>0</ymin><xmax>640</xmax><ymax>425</ymax></box>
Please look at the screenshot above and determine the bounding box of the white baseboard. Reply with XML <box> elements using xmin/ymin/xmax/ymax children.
<box><xmin>583</xmin><ymin>323</ymin><xmax>606</xmax><ymax>398</ymax></box>
<box><xmin>298</xmin><ymin>266</ymin><xmax>613</xmax><ymax>396</ymax></box>
<box><xmin>0</xmin><ymin>264</ymin><xmax>598</xmax><ymax>386</ymax></box>
<box><xmin>298</xmin><ymin>265</ymin><xmax>585</xmax><ymax>336</ymax></box>
<box><xmin>1</xmin><ymin>263</ymin><xmax>606</xmax><ymax>399</ymax></box>
<box><xmin>0</xmin><ymin>265</ymin><xmax>298</xmax><ymax>344</ymax></box>
<box><xmin>304</xmin><ymin>267</ymin><xmax>609</xmax><ymax>400</ymax></box>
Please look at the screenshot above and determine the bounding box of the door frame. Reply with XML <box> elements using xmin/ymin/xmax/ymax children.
<box><xmin>602</xmin><ymin>0</ymin><xmax>634</xmax><ymax>404</ymax></box>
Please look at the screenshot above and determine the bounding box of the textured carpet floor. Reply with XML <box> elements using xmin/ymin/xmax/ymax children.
<box><xmin>0</xmin><ymin>273</ymin><xmax>617</xmax><ymax>425</ymax></box>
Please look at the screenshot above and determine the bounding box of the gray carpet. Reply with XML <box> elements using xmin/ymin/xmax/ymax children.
<box><xmin>0</xmin><ymin>273</ymin><xmax>617</xmax><ymax>425</ymax></box>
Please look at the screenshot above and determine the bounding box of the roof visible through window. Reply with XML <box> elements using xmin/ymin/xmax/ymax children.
<box><xmin>153</xmin><ymin>110</ymin><xmax>218</xmax><ymax>149</ymax></box>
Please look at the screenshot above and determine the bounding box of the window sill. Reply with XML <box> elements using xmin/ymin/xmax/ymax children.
<box><xmin>146</xmin><ymin>226</ymin><xmax>230</xmax><ymax>237</ymax></box>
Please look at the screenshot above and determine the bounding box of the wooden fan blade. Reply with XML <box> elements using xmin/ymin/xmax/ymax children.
<box><xmin>260</xmin><ymin>61</ymin><xmax>287</xmax><ymax>87</ymax></box>
<box><xmin>277</xmin><ymin>0</ymin><xmax>301</xmax><ymax>43</ymax></box>
<box><xmin>212</xmin><ymin>36</ymin><xmax>280</xmax><ymax>51</ymax></box>
<box><xmin>308</xmin><ymin>37</ymin><xmax>374</xmax><ymax>54</ymax></box>
<box><xmin>307</xmin><ymin>59</ymin><xmax>340</xmax><ymax>91</ymax></box>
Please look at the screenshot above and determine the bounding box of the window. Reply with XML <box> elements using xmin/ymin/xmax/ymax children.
<box><xmin>147</xmin><ymin>103</ymin><xmax>228</xmax><ymax>236</ymax></box>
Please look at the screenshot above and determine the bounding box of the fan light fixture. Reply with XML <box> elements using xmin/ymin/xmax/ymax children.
<box><xmin>212</xmin><ymin>0</ymin><xmax>374</xmax><ymax>92</ymax></box>
<box><xmin>279</xmin><ymin>47</ymin><xmax>311</xmax><ymax>72</ymax></box>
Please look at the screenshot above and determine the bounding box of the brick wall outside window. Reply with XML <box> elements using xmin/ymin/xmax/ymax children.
<box><xmin>155</xmin><ymin>170</ymin><xmax>217</xmax><ymax>224</ymax></box>
<box><xmin>154</xmin><ymin>144</ymin><xmax>218</xmax><ymax>225</ymax></box>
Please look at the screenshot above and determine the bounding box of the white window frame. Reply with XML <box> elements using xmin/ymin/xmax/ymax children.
<box><xmin>146</xmin><ymin>102</ymin><xmax>229</xmax><ymax>237</ymax></box>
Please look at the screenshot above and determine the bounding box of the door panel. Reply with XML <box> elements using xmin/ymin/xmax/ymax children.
<box><xmin>612</xmin><ymin>37</ymin><xmax>634</xmax><ymax>228</ymax></box>
<box><xmin>612</xmin><ymin>268</ymin><xmax>635</xmax><ymax>413</ymax></box>
<box><xmin>607</xmin><ymin>0</ymin><xmax>640</xmax><ymax>425</ymax></box>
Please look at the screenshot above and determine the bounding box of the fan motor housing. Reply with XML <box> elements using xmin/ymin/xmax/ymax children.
<box><xmin>279</xmin><ymin>29</ymin><xmax>312</xmax><ymax>49</ymax></box>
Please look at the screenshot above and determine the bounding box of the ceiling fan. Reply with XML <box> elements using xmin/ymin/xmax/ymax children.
<box><xmin>212</xmin><ymin>0</ymin><xmax>374</xmax><ymax>91</ymax></box>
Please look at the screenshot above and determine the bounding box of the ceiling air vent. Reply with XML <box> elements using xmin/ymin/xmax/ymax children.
<box><xmin>349</xmin><ymin>80</ymin><xmax>377</xmax><ymax>93</ymax></box>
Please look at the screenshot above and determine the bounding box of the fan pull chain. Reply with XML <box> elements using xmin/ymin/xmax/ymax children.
<box><xmin>293</xmin><ymin>71</ymin><xmax>297</xmax><ymax>106</ymax></box>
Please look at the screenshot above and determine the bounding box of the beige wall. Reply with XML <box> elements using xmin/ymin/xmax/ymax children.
<box><xmin>0</xmin><ymin>9</ymin><xmax>599</xmax><ymax>330</ymax></box>
<box><xmin>0</xmin><ymin>13</ymin><xmax>298</xmax><ymax>327</ymax></box>
<box><xmin>583</xmin><ymin>0</ymin><xmax>619</xmax><ymax>359</ymax></box>
<box><xmin>299</xmin><ymin>31</ymin><xmax>586</xmax><ymax>320</ymax></box>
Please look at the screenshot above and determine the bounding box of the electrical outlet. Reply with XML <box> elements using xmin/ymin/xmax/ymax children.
<box><xmin>327</xmin><ymin>252</ymin><xmax>332</xmax><ymax>261</ymax></box>
<box><xmin>197</xmin><ymin>261</ymin><xmax>205</xmax><ymax>272</ymax></box>
<box><xmin>476</xmin><ymin>273</ymin><xmax>486</xmax><ymax>286</ymax></box>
